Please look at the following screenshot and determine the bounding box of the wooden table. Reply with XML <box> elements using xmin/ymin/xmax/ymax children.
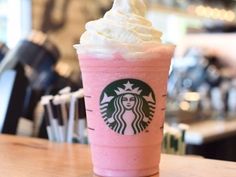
<box><xmin>0</xmin><ymin>135</ymin><xmax>235</xmax><ymax>177</ymax></box>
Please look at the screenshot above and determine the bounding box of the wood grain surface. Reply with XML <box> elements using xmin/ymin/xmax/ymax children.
<box><xmin>0</xmin><ymin>135</ymin><xmax>235</xmax><ymax>177</ymax></box>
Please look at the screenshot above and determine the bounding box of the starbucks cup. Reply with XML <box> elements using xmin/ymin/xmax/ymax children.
<box><xmin>75</xmin><ymin>45</ymin><xmax>174</xmax><ymax>177</ymax></box>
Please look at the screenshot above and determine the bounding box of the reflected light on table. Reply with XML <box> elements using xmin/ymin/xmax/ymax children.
<box><xmin>91</xmin><ymin>173</ymin><xmax>159</xmax><ymax>177</ymax></box>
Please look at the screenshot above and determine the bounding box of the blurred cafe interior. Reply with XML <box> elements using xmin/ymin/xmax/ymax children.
<box><xmin>1</xmin><ymin>0</ymin><xmax>236</xmax><ymax>164</ymax></box>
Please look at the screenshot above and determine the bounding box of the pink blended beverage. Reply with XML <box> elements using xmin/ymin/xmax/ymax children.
<box><xmin>74</xmin><ymin>0</ymin><xmax>175</xmax><ymax>176</ymax></box>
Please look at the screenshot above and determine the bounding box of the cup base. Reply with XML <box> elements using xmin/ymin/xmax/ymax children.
<box><xmin>94</xmin><ymin>167</ymin><xmax>159</xmax><ymax>177</ymax></box>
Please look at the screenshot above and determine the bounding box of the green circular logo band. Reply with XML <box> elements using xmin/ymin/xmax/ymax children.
<box><xmin>100</xmin><ymin>79</ymin><xmax>156</xmax><ymax>135</ymax></box>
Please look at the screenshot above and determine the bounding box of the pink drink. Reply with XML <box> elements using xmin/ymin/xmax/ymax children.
<box><xmin>77</xmin><ymin>45</ymin><xmax>174</xmax><ymax>177</ymax></box>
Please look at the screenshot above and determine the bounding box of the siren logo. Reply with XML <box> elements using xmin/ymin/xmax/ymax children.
<box><xmin>100</xmin><ymin>79</ymin><xmax>156</xmax><ymax>135</ymax></box>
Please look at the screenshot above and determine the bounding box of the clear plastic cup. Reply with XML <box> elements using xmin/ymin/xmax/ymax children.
<box><xmin>75</xmin><ymin>44</ymin><xmax>174</xmax><ymax>177</ymax></box>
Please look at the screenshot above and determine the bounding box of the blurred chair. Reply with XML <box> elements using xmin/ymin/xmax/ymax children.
<box><xmin>0</xmin><ymin>64</ymin><xmax>28</xmax><ymax>134</ymax></box>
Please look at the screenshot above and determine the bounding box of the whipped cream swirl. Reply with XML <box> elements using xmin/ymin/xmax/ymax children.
<box><xmin>76</xmin><ymin>0</ymin><xmax>163</xmax><ymax>59</ymax></box>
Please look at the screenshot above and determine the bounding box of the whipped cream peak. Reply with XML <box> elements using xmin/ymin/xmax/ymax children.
<box><xmin>76</xmin><ymin>0</ymin><xmax>164</xmax><ymax>60</ymax></box>
<box><xmin>112</xmin><ymin>0</ymin><xmax>146</xmax><ymax>17</ymax></box>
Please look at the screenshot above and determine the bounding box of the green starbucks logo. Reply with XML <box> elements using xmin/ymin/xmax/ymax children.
<box><xmin>100</xmin><ymin>79</ymin><xmax>156</xmax><ymax>135</ymax></box>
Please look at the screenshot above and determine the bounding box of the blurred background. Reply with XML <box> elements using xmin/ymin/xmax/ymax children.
<box><xmin>1</xmin><ymin>0</ymin><xmax>236</xmax><ymax>162</ymax></box>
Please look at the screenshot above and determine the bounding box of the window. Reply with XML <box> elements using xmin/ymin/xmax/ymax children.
<box><xmin>0</xmin><ymin>0</ymin><xmax>31</xmax><ymax>48</ymax></box>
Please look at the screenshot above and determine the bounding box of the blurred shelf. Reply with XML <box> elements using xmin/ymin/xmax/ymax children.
<box><xmin>148</xmin><ymin>4</ymin><xmax>203</xmax><ymax>19</ymax></box>
<box><xmin>148</xmin><ymin>4</ymin><xmax>236</xmax><ymax>23</ymax></box>
<box><xmin>185</xmin><ymin>118</ymin><xmax>236</xmax><ymax>145</ymax></box>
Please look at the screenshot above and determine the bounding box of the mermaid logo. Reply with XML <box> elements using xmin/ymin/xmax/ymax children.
<box><xmin>100</xmin><ymin>79</ymin><xmax>156</xmax><ymax>135</ymax></box>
